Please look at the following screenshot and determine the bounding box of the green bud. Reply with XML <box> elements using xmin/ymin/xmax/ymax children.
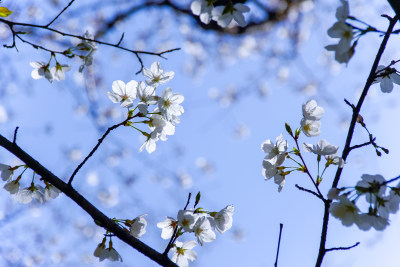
<box><xmin>294</xmin><ymin>128</ymin><xmax>301</xmax><ymax>139</ymax></box>
<box><xmin>285</xmin><ymin>123</ymin><xmax>292</xmax><ymax>135</ymax></box>
<box><xmin>195</xmin><ymin>191</ymin><xmax>201</xmax><ymax>206</ymax></box>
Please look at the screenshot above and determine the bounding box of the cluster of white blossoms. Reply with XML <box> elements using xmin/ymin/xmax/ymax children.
<box><xmin>373</xmin><ymin>65</ymin><xmax>400</xmax><ymax>93</ymax></box>
<box><xmin>30</xmin><ymin>31</ymin><xmax>97</xmax><ymax>82</ymax></box>
<box><xmin>190</xmin><ymin>0</ymin><xmax>250</xmax><ymax>27</ymax></box>
<box><xmin>157</xmin><ymin>204</ymin><xmax>234</xmax><ymax>267</ymax></box>
<box><xmin>325</xmin><ymin>0</ymin><xmax>355</xmax><ymax>64</ymax></box>
<box><xmin>329</xmin><ymin>174</ymin><xmax>400</xmax><ymax>231</ymax></box>
<box><xmin>261</xmin><ymin>134</ymin><xmax>288</xmax><ymax>192</ymax></box>
<box><xmin>261</xmin><ymin>99</ymin><xmax>344</xmax><ymax>191</ymax></box>
<box><xmin>0</xmin><ymin>163</ymin><xmax>61</xmax><ymax>204</ymax></box>
<box><xmin>107</xmin><ymin>61</ymin><xmax>183</xmax><ymax>153</ymax></box>
<box><xmin>30</xmin><ymin>61</ymin><xmax>71</xmax><ymax>83</ymax></box>
<box><xmin>93</xmin><ymin>214</ymin><xmax>147</xmax><ymax>262</ymax></box>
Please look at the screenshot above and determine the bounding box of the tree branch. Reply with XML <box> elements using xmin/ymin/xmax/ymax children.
<box><xmin>325</xmin><ymin>242</ymin><xmax>360</xmax><ymax>252</ymax></box>
<box><xmin>274</xmin><ymin>223</ymin><xmax>283</xmax><ymax>267</ymax></box>
<box><xmin>315</xmin><ymin>15</ymin><xmax>399</xmax><ymax>267</ymax></box>
<box><xmin>46</xmin><ymin>0</ymin><xmax>76</xmax><ymax>27</ymax></box>
<box><xmin>0</xmin><ymin>134</ymin><xmax>178</xmax><ymax>267</ymax></box>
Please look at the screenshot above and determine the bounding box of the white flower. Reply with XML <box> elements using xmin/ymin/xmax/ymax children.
<box><xmin>143</xmin><ymin>62</ymin><xmax>174</xmax><ymax>87</ymax></box>
<box><xmin>139</xmin><ymin>130</ymin><xmax>159</xmax><ymax>154</ymax></box>
<box><xmin>212</xmin><ymin>3</ymin><xmax>250</xmax><ymax>27</ymax></box>
<box><xmin>335</xmin><ymin>0</ymin><xmax>349</xmax><ymax>22</ymax></box>
<box><xmin>303</xmin><ymin>139</ymin><xmax>338</xmax><ymax>156</ymax></box>
<box><xmin>356</xmin><ymin>174</ymin><xmax>386</xmax><ymax>203</ymax></box>
<box><xmin>211</xmin><ymin>205</ymin><xmax>234</xmax><ymax>233</ymax></box>
<box><xmin>4</xmin><ymin>179</ymin><xmax>20</xmax><ymax>194</ymax></box>
<box><xmin>170</xmin><ymin>240</ymin><xmax>197</xmax><ymax>267</ymax></box>
<box><xmin>129</xmin><ymin>214</ymin><xmax>147</xmax><ymax>238</ymax></box>
<box><xmin>373</xmin><ymin>65</ymin><xmax>400</xmax><ymax>93</ymax></box>
<box><xmin>177</xmin><ymin>210</ymin><xmax>198</xmax><ymax>232</ymax></box>
<box><xmin>137</xmin><ymin>82</ymin><xmax>157</xmax><ymax>115</ymax></box>
<box><xmin>0</xmin><ymin>163</ymin><xmax>13</xmax><ymax>181</ymax></box>
<box><xmin>51</xmin><ymin>63</ymin><xmax>71</xmax><ymax>81</ymax></box>
<box><xmin>158</xmin><ymin>87</ymin><xmax>184</xmax><ymax>123</ymax></box>
<box><xmin>15</xmin><ymin>184</ymin><xmax>45</xmax><ymax>204</ymax></box>
<box><xmin>325</xmin><ymin>41</ymin><xmax>354</xmax><ymax>64</ymax></box>
<box><xmin>157</xmin><ymin>216</ymin><xmax>177</xmax><ymax>239</ymax></box>
<box><xmin>107</xmin><ymin>80</ymin><xmax>138</xmax><ymax>108</ymax></box>
<box><xmin>82</xmin><ymin>30</ymin><xmax>98</xmax><ymax>50</ymax></box>
<box><xmin>30</xmin><ymin>61</ymin><xmax>53</xmax><ymax>83</ymax></box>
<box><xmin>193</xmin><ymin>216</ymin><xmax>216</xmax><ymax>245</ymax></box>
<box><xmin>330</xmin><ymin>195</ymin><xmax>359</xmax><ymax>226</ymax></box>
<box><xmin>302</xmin><ymin>99</ymin><xmax>324</xmax><ymax>120</ymax></box>
<box><xmin>93</xmin><ymin>238</ymin><xmax>107</xmax><ymax>260</ymax></box>
<box><xmin>327</xmin><ymin>22</ymin><xmax>353</xmax><ymax>46</ymax></box>
<box><xmin>261</xmin><ymin>133</ymin><xmax>287</xmax><ymax>165</ymax></box>
<box><xmin>79</xmin><ymin>49</ymin><xmax>96</xmax><ymax>72</ymax></box>
<box><xmin>325</xmin><ymin>152</ymin><xmax>344</xmax><ymax>168</ymax></box>
<box><xmin>327</xmin><ymin>188</ymin><xmax>340</xmax><ymax>200</ymax></box>
<box><xmin>262</xmin><ymin>160</ymin><xmax>278</xmax><ymax>180</ymax></box>
<box><xmin>274</xmin><ymin>173</ymin><xmax>285</xmax><ymax>192</ymax></box>
<box><xmin>301</xmin><ymin>118</ymin><xmax>321</xmax><ymax>137</ymax></box>
<box><xmin>356</xmin><ymin>213</ymin><xmax>389</xmax><ymax>231</ymax></box>
<box><xmin>148</xmin><ymin>109</ymin><xmax>175</xmax><ymax>141</ymax></box>
<box><xmin>44</xmin><ymin>183</ymin><xmax>61</xmax><ymax>200</ymax></box>
<box><xmin>191</xmin><ymin>0</ymin><xmax>215</xmax><ymax>24</ymax></box>
<box><xmin>388</xmin><ymin>184</ymin><xmax>400</xmax><ymax>213</ymax></box>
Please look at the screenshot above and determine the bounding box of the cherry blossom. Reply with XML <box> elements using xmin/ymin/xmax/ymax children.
<box><xmin>0</xmin><ymin>163</ymin><xmax>13</xmax><ymax>181</ymax></box>
<box><xmin>302</xmin><ymin>99</ymin><xmax>324</xmax><ymax>120</ymax></box>
<box><xmin>51</xmin><ymin>63</ymin><xmax>71</xmax><ymax>82</ymax></box>
<box><xmin>301</xmin><ymin>118</ymin><xmax>321</xmax><ymax>137</ymax></box>
<box><xmin>330</xmin><ymin>195</ymin><xmax>359</xmax><ymax>226</ymax></box>
<box><xmin>157</xmin><ymin>216</ymin><xmax>177</xmax><ymax>239</ymax></box>
<box><xmin>177</xmin><ymin>210</ymin><xmax>198</xmax><ymax>232</ymax></box>
<box><xmin>44</xmin><ymin>183</ymin><xmax>61</xmax><ymax>200</ymax></box>
<box><xmin>170</xmin><ymin>240</ymin><xmax>197</xmax><ymax>267</ymax></box>
<box><xmin>137</xmin><ymin>81</ymin><xmax>157</xmax><ymax>115</ymax></box>
<box><xmin>303</xmin><ymin>139</ymin><xmax>338</xmax><ymax>156</ymax></box>
<box><xmin>373</xmin><ymin>65</ymin><xmax>400</xmax><ymax>93</ymax></box>
<box><xmin>210</xmin><ymin>205</ymin><xmax>234</xmax><ymax>233</ymax></box>
<box><xmin>191</xmin><ymin>0</ymin><xmax>215</xmax><ymax>24</ymax></box>
<box><xmin>261</xmin><ymin>133</ymin><xmax>287</xmax><ymax>165</ymax></box>
<box><xmin>30</xmin><ymin>61</ymin><xmax>53</xmax><ymax>83</ymax></box>
<box><xmin>14</xmin><ymin>183</ymin><xmax>45</xmax><ymax>204</ymax></box>
<box><xmin>128</xmin><ymin>214</ymin><xmax>148</xmax><ymax>238</ymax></box>
<box><xmin>158</xmin><ymin>87</ymin><xmax>184</xmax><ymax>123</ymax></box>
<box><xmin>4</xmin><ymin>179</ymin><xmax>20</xmax><ymax>194</ymax></box>
<box><xmin>107</xmin><ymin>80</ymin><xmax>138</xmax><ymax>108</ymax></box>
<box><xmin>193</xmin><ymin>216</ymin><xmax>216</xmax><ymax>245</ymax></box>
<box><xmin>143</xmin><ymin>62</ymin><xmax>174</xmax><ymax>87</ymax></box>
<box><xmin>212</xmin><ymin>3</ymin><xmax>250</xmax><ymax>27</ymax></box>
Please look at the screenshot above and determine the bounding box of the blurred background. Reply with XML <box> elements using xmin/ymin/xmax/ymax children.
<box><xmin>0</xmin><ymin>0</ymin><xmax>400</xmax><ymax>266</ymax></box>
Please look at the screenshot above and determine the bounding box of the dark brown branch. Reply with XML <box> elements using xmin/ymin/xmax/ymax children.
<box><xmin>0</xmin><ymin>18</ymin><xmax>180</xmax><ymax>60</ymax></box>
<box><xmin>0</xmin><ymin>134</ymin><xmax>177</xmax><ymax>267</ymax></box>
<box><xmin>46</xmin><ymin>0</ymin><xmax>76</xmax><ymax>27</ymax></box>
<box><xmin>274</xmin><ymin>223</ymin><xmax>283</xmax><ymax>267</ymax></box>
<box><xmin>348</xmin><ymin>140</ymin><xmax>374</xmax><ymax>151</ymax></box>
<box><xmin>326</xmin><ymin>242</ymin><xmax>360</xmax><ymax>252</ymax></box>
<box><xmin>315</xmin><ymin>15</ymin><xmax>399</xmax><ymax>267</ymax></box>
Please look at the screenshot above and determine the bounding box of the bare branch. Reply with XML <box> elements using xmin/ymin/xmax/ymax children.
<box><xmin>274</xmin><ymin>223</ymin><xmax>283</xmax><ymax>267</ymax></box>
<box><xmin>46</xmin><ymin>0</ymin><xmax>76</xmax><ymax>27</ymax></box>
<box><xmin>326</xmin><ymin>242</ymin><xmax>360</xmax><ymax>252</ymax></box>
<box><xmin>295</xmin><ymin>184</ymin><xmax>325</xmax><ymax>201</ymax></box>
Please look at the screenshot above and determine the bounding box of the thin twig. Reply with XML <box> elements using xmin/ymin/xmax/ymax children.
<box><xmin>0</xmin><ymin>18</ymin><xmax>180</xmax><ymax>60</ymax></box>
<box><xmin>348</xmin><ymin>140</ymin><xmax>374</xmax><ymax>151</ymax></box>
<box><xmin>274</xmin><ymin>223</ymin><xmax>283</xmax><ymax>267</ymax></box>
<box><xmin>295</xmin><ymin>184</ymin><xmax>324</xmax><ymax>201</ymax></box>
<box><xmin>68</xmin><ymin>114</ymin><xmax>138</xmax><ymax>185</ymax></box>
<box><xmin>46</xmin><ymin>0</ymin><xmax>76</xmax><ymax>27</ymax></box>
<box><xmin>13</xmin><ymin>127</ymin><xmax>19</xmax><ymax>144</ymax></box>
<box><xmin>326</xmin><ymin>242</ymin><xmax>360</xmax><ymax>252</ymax></box>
